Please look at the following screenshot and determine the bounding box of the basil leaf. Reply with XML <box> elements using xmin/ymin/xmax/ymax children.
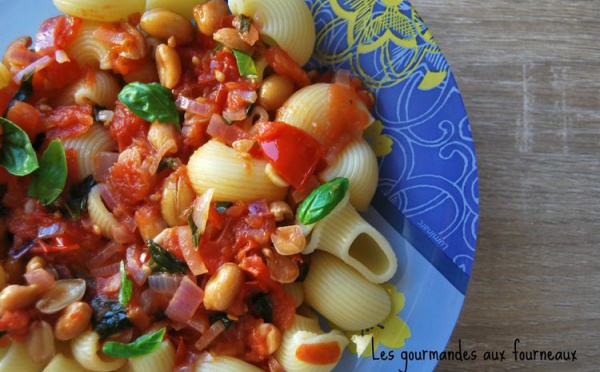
<box><xmin>91</xmin><ymin>296</ymin><xmax>133</xmax><ymax>339</ymax></box>
<box><xmin>62</xmin><ymin>175</ymin><xmax>97</xmax><ymax>220</ymax></box>
<box><xmin>119</xmin><ymin>261</ymin><xmax>133</xmax><ymax>306</ymax></box>
<box><xmin>187</xmin><ymin>211</ymin><xmax>199</xmax><ymax>250</ymax></box>
<box><xmin>0</xmin><ymin>117</ymin><xmax>39</xmax><ymax>176</ymax></box>
<box><xmin>118</xmin><ymin>82</ymin><xmax>180</xmax><ymax>129</ymax></box>
<box><xmin>232</xmin><ymin>49</ymin><xmax>257</xmax><ymax>77</ymax></box>
<box><xmin>297</xmin><ymin>177</ymin><xmax>349</xmax><ymax>225</ymax></box>
<box><xmin>5</xmin><ymin>72</ymin><xmax>34</xmax><ymax>114</ymax></box>
<box><xmin>147</xmin><ymin>239</ymin><xmax>188</xmax><ymax>274</ymax></box>
<box><xmin>27</xmin><ymin>139</ymin><xmax>67</xmax><ymax>205</ymax></box>
<box><xmin>102</xmin><ymin>328</ymin><xmax>166</xmax><ymax>358</ymax></box>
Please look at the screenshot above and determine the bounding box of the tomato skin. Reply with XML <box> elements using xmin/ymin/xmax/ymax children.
<box><xmin>108</xmin><ymin>102</ymin><xmax>150</xmax><ymax>151</ymax></box>
<box><xmin>33</xmin><ymin>59</ymin><xmax>82</xmax><ymax>97</ymax></box>
<box><xmin>265</xmin><ymin>46</ymin><xmax>311</xmax><ymax>87</ymax></box>
<box><xmin>6</xmin><ymin>101</ymin><xmax>41</xmax><ymax>140</ymax></box>
<box><xmin>35</xmin><ymin>15</ymin><xmax>82</xmax><ymax>55</ymax></box>
<box><xmin>42</xmin><ymin>104</ymin><xmax>93</xmax><ymax>140</ymax></box>
<box><xmin>296</xmin><ymin>341</ymin><xmax>342</xmax><ymax>365</ymax></box>
<box><xmin>256</xmin><ymin>121</ymin><xmax>324</xmax><ymax>190</ymax></box>
<box><xmin>107</xmin><ymin>152</ymin><xmax>158</xmax><ymax>206</ymax></box>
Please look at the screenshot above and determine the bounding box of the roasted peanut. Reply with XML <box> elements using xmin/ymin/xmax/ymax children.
<box><xmin>161</xmin><ymin>170</ymin><xmax>196</xmax><ymax>227</ymax></box>
<box><xmin>27</xmin><ymin>320</ymin><xmax>55</xmax><ymax>364</ymax></box>
<box><xmin>253</xmin><ymin>323</ymin><xmax>282</xmax><ymax>355</ymax></box>
<box><xmin>194</xmin><ymin>0</ymin><xmax>229</xmax><ymax>36</ymax></box>
<box><xmin>54</xmin><ymin>301</ymin><xmax>93</xmax><ymax>341</ymax></box>
<box><xmin>140</xmin><ymin>8</ymin><xmax>195</xmax><ymax>45</ymax></box>
<box><xmin>155</xmin><ymin>44</ymin><xmax>182</xmax><ymax>89</ymax></box>
<box><xmin>203</xmin><ymin>263</ymin><xmax>244</xmax><ymax>311</ymax></box>
<box><xmin>0</xmin><ymin>284</ymin><xmax>39</xmax><ymax>313</ymax></box>
<box><xmin>212</xmin><ymin>28</ymin><xmax>253</xmax><ymax>54</ymax></box>
<box><xmin>26</xmin><ymin>256</ymin><xmax>47</xmax><ymax>273</ymax></box>
<box><xmin>268</xmin><ymin>201</ymin><xmax>294</xmax><ymax>222</ymax></box>
<box><xmin>148</xmin><ymin>121</ymin><xmax>178</xmax><ymax>155</ymax></box>
<box><xmin>271</xmin><ymin>225</ymin><xmax>306</xmax><ymax>255</ymax></box>
<box><xmin>258</xmin><ymin>74</ymin><xmax>295</xmax><ymax>111</ymax></box>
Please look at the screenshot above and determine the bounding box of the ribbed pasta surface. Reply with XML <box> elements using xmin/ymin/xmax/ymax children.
<box><xmin>305</xmin><ymin>196</ymin><xmax>397</xmax><ymax>283</ymax></box>
<box><xmin>43</xmin><ymin>353</ymin><xmax>91</xmax><ymax>372</ymax></box>
<box><xmin>53</xmin><ymin>0</ymin><xmax>145</xmax><ymax>22</ymax></box>
<box><xmin>62</xmin><ymin>124</ymin><xmax>116</xmax><ymax>181</ymax></box>
<box><xmin>276</xmin><ymin>83</ymin><xmax>330</xmax><ymax>144</ymax></box>
<box><xmin>187</xmin><ymin>139</ymin><xmax>288</xmax><ymax>202</ymax></box>
<box><xmin>195</xmin><ymin>355</ymin><xmax>264</xmax><ymax>372</ymax></box>
<box><xmin>129</xmin><ymin>340</ymin><xmax>175</xmax><ymax>372</ymax></box>
<box><xmin>320</xmin><ymin>139</ymin><xmax>379</xmax><ymax>211</ymax></box>
<box><xmin>0</xmin><ymin>342</ymin><xmax>45</xmax><ymax>372</ymax></box>
<box><xmin>303</xmin><ymin>251</ymin><xmax>391</xmax><ymax>331</ymax></box>
<box><xmin>64</xmin><ymin>20</ymin><xmax>110</xmax><ymax>69</ymax></box>
<box><xmin>228</xmin><ymin>0</ymin><xmax>315</xmax><ymax>66</ymax></box>
<box><xmin>145</xmin><ymin>0</ymin><xmax>206</xmax><ymax>19</ymax></box>
<box><xmin>71</xmin><ymin>329</ymin><xmax>126</xmax><ymax>372</ymax></box>
<box><xmin>87</xmin><ymin>185</ymin><xmax>120</xmax><ymax>240</ymax></box>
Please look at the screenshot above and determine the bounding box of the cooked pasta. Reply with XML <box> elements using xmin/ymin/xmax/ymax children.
<box><xmin>228</xmin><ymin>0</ymin><xmax>316</xmax><ymax>66</ymax></box>
<box><xmin>275</xmin><ymin>313</ymin><xmax>348</xmax><ymax>372</ymax></box>
<box><xmin>63</xmin><ymin>20</ymin><xmax>111</xmax><ymax>70</ymax></box>
<box><xmin>0</xmin><ymin>0</ymin><xmax>399</xmax><ymax>371</ymax></box>
<box><xmin>319</xmin><ymin>139</ymin><xmax>379</xmax><ymax>211</ymax></box>
<box><xmin>0</xmin><ymin>342</ymin><xmax>45</xmax><ymax>372</ymax></box>
<box><xmin>304</xmin><ymin>194</ymin><xmax>398</xmax><ymax>283</ymax></box>
<box><xmin>71</xmin><ymin>329</ymin><xmax>126</xmax><ymax>372</ymax></box>
<box><xmin>187</xmin><ymin>139</ymin><xmax>289</xmax><ymax>202</ymax></box>
<box><xmin>129</xmin><ymin>340</ymin><xmax>175</xmax><ymax>372</ymax></box>
<box><xmin>53</xmin><ymin>0</ymin><xmax>146</xmax><ymax>22</ymax></box>
<box><xmin>62</xmin><ymin>124</ymin><xmax>117</xmax><ymax>181</ymax></box>
<box><xmin>43</xmin><ymin>353</ymin><xmax>92</xmax><ymax>372</ymax></box>
<box><xmin>195</xmin><ymin>355</ymin><xmax>264</xmax><ymax>372</ymax></box>
<box><xmin>303</xmin><ymin>251</ymin><xmax>392</xmax><ymax>331</ymax></box>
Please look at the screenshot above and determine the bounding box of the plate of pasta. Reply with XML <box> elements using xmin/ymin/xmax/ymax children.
<box><xmin>0</xmin><ymin>0</ymin><xmax>478</xmax><ymax>371</ymax></box>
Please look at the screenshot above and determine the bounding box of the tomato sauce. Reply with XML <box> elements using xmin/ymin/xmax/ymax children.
<box><xmin>296</xmin><ymin>341</ymin><xmax>342</xmax><ymax>365</ymax></box>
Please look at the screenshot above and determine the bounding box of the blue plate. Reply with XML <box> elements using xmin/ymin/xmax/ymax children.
<box><xmin>0</xmin><ymin>1</ymin><xmax>478</xmax><ymax>371</ymax></box>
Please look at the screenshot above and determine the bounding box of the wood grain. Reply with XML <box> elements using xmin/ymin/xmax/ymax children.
<box><xmin>410</xmin><ymin>0</ymin><xmax>600</xmax><ymax>370</ymax></box>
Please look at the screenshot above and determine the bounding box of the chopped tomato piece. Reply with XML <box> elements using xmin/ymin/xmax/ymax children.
<box><xmin>106</xmin><ymin>149</ymin><xmax>158</xmax><ymax>206</ymax></box>
<box><xmin>324</xmin><ymin>82</ymin><xmax>371</xmax><ymax>162</ymax></box>
<box><xmin>265</xmin><ymin>46</ymin><xmax>311</xmax><ymax>87</ymax></box>
<box><xmin>6</xmin><ymin>101</ymin><xmax>41</xmax><ymax>140</ymax></box>
<box><xmin>42</xmin><ymin>104</ymin><xmax>93</xmax><ymax>140</ymax></box>
<box><xmin>256</xmin><ymin>121</ymin><xmax>324</xmax><ymax>190</ymax></box>
<box><xmin>33</xmin><ymin>59</ymin><xmax>82</xmax><ymax>97</ymax></box>
<box><xmin>269</xmin><ymin>288</ymin><xmax>296</xmax><ymax>330</ymax></box>
<box><xmin>108</xmin><ymin>102</ymin><xmax>150</xmax><ymax>151</ymax></box>
<box><xmin>296</xmin><ymin>341</ymin><xmax>342</xmax><ymax>365</ymax></box>
<box><xmin>35</xmin><ymin>15</ymin><xmax>82</xmax><ymax>55</ymax></box>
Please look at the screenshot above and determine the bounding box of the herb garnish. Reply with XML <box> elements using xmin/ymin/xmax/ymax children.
<box><xmin>102</xmin><ymin>328</ymin><xmax>166</xmax><ymax>358</ymax></box>
<box><xmin>0</xmin><ymin>117</ymin><xmax>39</xmax><ymax>176</ymax></box>
<box><xmin>91</xmin><ymin>296</ymin><xmax>133</xmax><ymax>339</ymax></box>
<box><xmin>297</xmin><ymin>177</ymin><xmax>349</xmax><ymax>225</ymax></box>
<box><xmin>147</xmin><ymin>239</ymin><xmax>188</xmax><ymax>274</ymax></box>
<box><xmin>118</xmin><ymin>82</ymin><xmax>180</xmax><ymax>129</ymax></box>
<box><xmin>232</xmin><ymin>49</ymin><xmax>257</xmax><ymax>78</ymax></box>
<box><xmin>119</xmin><ymin>261</ymin><xmax>133</xmax><ymax>306</ymax></box>
<box><xmin>27</xmin><ymin>139</ymin><xmax>67</xmax><ymax>206</ymax></box>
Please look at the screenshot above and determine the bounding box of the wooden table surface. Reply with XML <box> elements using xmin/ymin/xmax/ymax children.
<box><xmin>408</xmin><ymin>0</ymin><xmax>600</xmax><ymax>371</ymax></box>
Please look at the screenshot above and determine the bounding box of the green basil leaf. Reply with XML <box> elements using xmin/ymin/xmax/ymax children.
<box><xmin>119</xmin><ymin>261</ymin><xmax>133</xmax><ymax>306</ymax></box>
<box><xmin>117</xmin><ymin>82</ymin><xmax>180</xmax><ymax>129</ymax></box>
<box><xmin>147</xmin><ymin>239</ymin><xmax>188</xmax><ymax>274</ymax></box>
<box><xmin>297</xmin><ymin>177</ymin><xmax>349</xmax><ymax>225</ymax></box>
<box><xmin>232</xmin><ymin>49</ymin><xmax>257</xmax><ymax>77</ymax></box>
<box><xmin>27</xmin><ymin>139</ymin><xmax>67</xmax><ymax>205</ymax></box>
<box><xmin>62</xmin><ymin>175</ymin><xmax>97</xmax><ymax>220</ymax></box>
<box><xmin>0</xmin><ymin>117</ymin><xmax>39</xmax><ymax>176</ymax></box>
<box><xmin>102</xmin><ymin>328</ymin><xmax>166</xmax><ymax>358</ymax></box>
<box><xmin>91</xmin><ymin>296</ymin><xmax>133</xmax><ymax>339</ymax></box>
<box><xmin>5</xmin><ymin>72</ymin><xmax>34</xmax><ymax>115</ymax></box>
<box><xmin>187</xmin><ymin>211</ymin><xmax>199</xmax><ymax>250</ymax></box>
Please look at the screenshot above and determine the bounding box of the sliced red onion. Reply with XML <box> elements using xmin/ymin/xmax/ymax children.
<box><xmin>89</xmin><ymin>241</ymin><xmax>122</xmax><ymax>268</ymax></box>
<box><xmin>192</xmin><ymin>189</ymin><xmax>214</xmax><ymax>236</ymax></box>
<box><xmin>93</xmin><ymin>152</ymin><xmax>118</xmax><ymax>183</ymax></box>
<box><xmin>37</xmin><ymin>223</ymin><xmax>65</xmax><ymax>239</ymax></box>
<box><xmin>126</xmin><ymin>245</ymin><xmax>149</xmax><ymax>286</ymax></box>
<box><xmin>222</xmin><ymin>107</ymin><xmax>247</xmax><ymax>122</ymax></box>
<box><xmin>164</xmin><ymin>276</ymin><xmax>204</xmax><ymax>324</ymax></box>
<box><xmin>206</xmin><ymin>114</ymin><xmax>249</xmax><ymax>145</ymax></box>
<box><xmin>194</xmin><ymin>320</ymin><xmax>226</xmax><ymax>351</ymax></box>
<box><xmin>148</xmin><ymin>273</ymin><xmax>184</xmax><ymax>296</ymax></box>
<box><xmin>187</xmin><ymin>312</ymin><xmax>209</xmax><ymax>334</ymax></box>
<box><xmin>36</xmin><ymin>279</ymin><xmax>86</xmax><ymax>314</ymax></box>
<box><xmin>111</xmin><ymin>224</ymin><xmax>137</xmax><ymax>244</ymax></box>
<box><xmin>230</xmin><ymin>89</ymin><xmax>257</xmax><ymax>103</ymax></box>
<box><xmin>333</xmin><ymin>68</ymin><xmax>351</xmax><ymax>88</ymax></box>
<box><xmin>90</xmin><ymin>262</ymin><xmax>121</xmax><ymax>277</ymax></box>
<box><xmin>13</xmin><ymin>55</ymin><xmax>52</xmax><ymax>83</ymax></box>
<box><xmin>176</xmin><ymin>95</ymin><xmax>217</xmax><ymax>118</ymax></box>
